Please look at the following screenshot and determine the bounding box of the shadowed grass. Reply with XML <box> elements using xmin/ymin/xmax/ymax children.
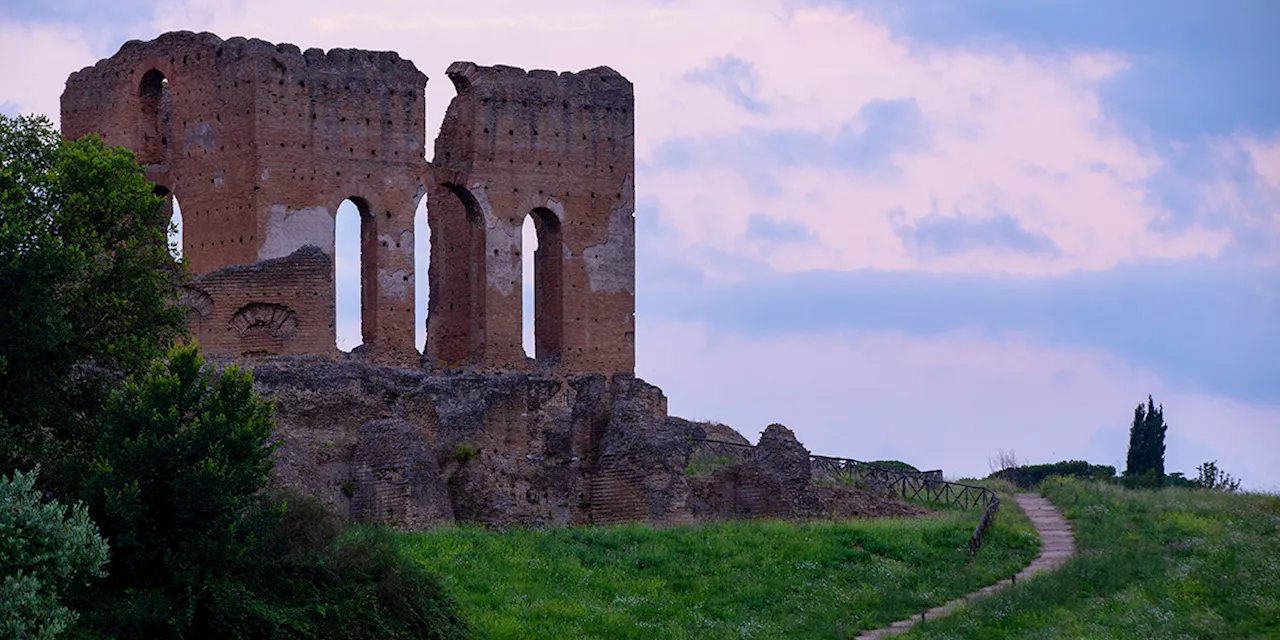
<box><xmin>904</xmin><ymin>478</ymin><xmax>1280</xmax><ymax>639</ymax></box>
<box><xmin>400</xmin><ymin>503</ymin><xmax>1038</xmax><ymax>639</ymax></box>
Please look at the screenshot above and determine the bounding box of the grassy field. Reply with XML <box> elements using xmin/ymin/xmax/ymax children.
<box><xmin>400</xmin><ymin>501</ymin><xmax>1038</xmax><ymax>639</ymax></box>
<box><xmin>904</xmin><ymin>478</ymin><xmax>1280</xmax><ymax>639</ymax></box>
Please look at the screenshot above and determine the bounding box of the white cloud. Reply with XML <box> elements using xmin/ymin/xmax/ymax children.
<box><xmin>1242</xmin><ymin>135</ymin><xmax>1280</xmax><ymax>190</ymax></box>
<box><xmin>1</xmin><ymin>0</ymin><xmax>1260</xmax><ymax>278</ymax></box>
<box><xmin>636</xmin><ymin>318</ymin><xmax>1280</xmax><ymax>491</ymax></box>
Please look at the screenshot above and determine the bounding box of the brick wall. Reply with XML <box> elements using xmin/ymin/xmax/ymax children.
<box><xmin>62</xmin><ymin>32</ymin><xmax>635</xmax><ymax>375</ymax></box>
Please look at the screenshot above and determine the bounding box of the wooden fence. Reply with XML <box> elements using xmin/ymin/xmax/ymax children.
<box><xmin>691</xmin><ymin>438</ymin><xmax>1003</xmax><ymax>554</ymax></box>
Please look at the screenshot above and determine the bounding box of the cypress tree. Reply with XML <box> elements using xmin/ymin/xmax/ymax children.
<box><xmin>1124</xmin><ymin>394</ymin><xmax>1168</xmax><ymax>487</ymax></box>
<box><xmin>1145</xmin><ymin>396</ymin><xmax>1167</xmax><ymax>484</ymax></box>
<box><xmin>1125</xmin><ymin>400</ymin><xmax>1148</xmax><ymax>479</ymax></box>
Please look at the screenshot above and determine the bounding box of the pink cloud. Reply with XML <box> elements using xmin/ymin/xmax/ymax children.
<box><xmin>0</xmin><ymin>23</ymin><xmax>98</xmax><ymax>122</ymax></box>
<box><xmin>637</xmin><ymin>319</ymin><xmax>1280</xmax><ymax>490</ymax></box>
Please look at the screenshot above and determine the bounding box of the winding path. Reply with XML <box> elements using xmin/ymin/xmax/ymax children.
<box><xmin>856</xmin><ymin>493</ymin><xmax>1075</xmax><ymax>639</ymax></box>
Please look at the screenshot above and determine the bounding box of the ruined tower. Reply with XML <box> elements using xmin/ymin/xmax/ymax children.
<box><xmin>61</xmin><ymin>31</ymin><xmax>635</xmax><ymax>374</ymax></box>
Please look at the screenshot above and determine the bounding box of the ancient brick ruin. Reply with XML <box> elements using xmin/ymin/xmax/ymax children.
<box><xmin>61</xmin><ymin>31</ymin><xmax>635</xmax><ymax>374</ymax></box>
<box><xmin>57</xmin><ymin>32</ymin><xmax>914</xmax><ymax>531</ymax></box>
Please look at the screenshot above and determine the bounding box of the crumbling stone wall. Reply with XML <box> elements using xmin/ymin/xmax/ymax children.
<box><xmin>251</xmin><ymin>359</ymin><xmax>923</xmax><ymax>529</ymax></box>
<box><xmin>687</xmin><ymin>424</ymin><xmax>826</xmax><ymax>520</ymax></box>
<box><xmin>183</xmin><ymin>245</ymin><xmax>334</xmax><ymax>357</ymax></box>
<box><xmin>426</xmin><ymin>62</ymin><xmax>635</xmax><ymax>374</ymax></box>
<box><xmin>62</xmin><ymin>31</ymin><xmax>427</xmax><ymax>363</ymax></box>
<box><xmin>61</xmin><ymin>31</ymin><xmax>636</xmax><ymax>375</ymax></box>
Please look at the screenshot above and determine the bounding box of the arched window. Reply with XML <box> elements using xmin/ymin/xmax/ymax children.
<box><xmin>521</xmin><ymin>215</ymin><xmax>536</xmax><ymax>358</ymax></box>
<box><xmin>525</xmin><ymin>207</ymin><xmax>563</xmax><ymax>362</ymax></box>
<box><xmin>153</xmin><ymin>185</ymin><xmax>181</xmax><ymax>260</ymax></box>
<box><xmin>335</xmin><ymin>197</ymin><xmax>371</xmax><ymax>352</ymax></box>
<box><xmin>414</xmin><ymin>194</ymin><xmax>430</xmax><ymax>354</ymax></box>
<box><xmin>138</xmin><ymin>69</ymin><xmax>170</xmax><ymax>166</ymax></box>
<box><xmin>168</xmin><ymin>195</ymin><xmax>183</xmax><ymax>260</ymax></box>
<box><xmin>425</xmin><ymin>183</ymin><xmax>485</xmax><ymax>365</ymax></box>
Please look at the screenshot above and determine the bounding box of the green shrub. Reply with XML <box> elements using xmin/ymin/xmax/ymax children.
<box><xmin>207</xmin><ymin>491</ymin><xmax>469</xmax><ymax>640</ymax></box>
<box><xmin>684</xmin><ymin>450</ymin><xmax>733</xmax><ymax>476</ymax></box>
<box><xmin>67</xmin><ymin>347</ymin><xmax>468</xmax><ymax>639</ymax></box>
<box><xmin>454</xmin><ymin>443</ymin><xmax>476</xmax><ymax>464</ymax></box>
<box><xmin>989</xmin><ymin>460</ymin><xmax>1116</xmax><ymax>489</ymax></box>
<box><xmin>868</xmin><ymin>460</ymin><xmax>920</xmax><ymax>473</ymax></box>
<box><xmin>1163</xmin><ymin>471</ymin><xmax>1199</xmax><ymax>489</ymax></box>
<box><xmin>71</xmin><ymin>343</ymin><xmax>277</xmax><ymax>637</ymax></box>
<box><xmin>0</xmin><ymin>467</ymin><xmax>108</xmax><ymax>640</ymax></box>
<box><xmin>0</xmin><ymin>114</ymin><xmax>189</xmax><ymax>479</ymax></box>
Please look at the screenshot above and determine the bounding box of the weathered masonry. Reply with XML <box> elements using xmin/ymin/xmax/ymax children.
<box><xmin>61</xmin><ymin>31</ymin><xmax>635</xmax><ymax>374</ymax></box>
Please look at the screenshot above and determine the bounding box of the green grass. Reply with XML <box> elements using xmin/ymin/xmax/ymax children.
<box><xmin>400</xmin><ymin>505</ymin><xmax>1039</xmax><ymax>639</ymax></box>
<box><xmin>684</xmin><ymin>450</ymin><xmax>734</xmax><ymax>476</ymax></box>
<box><xmin>904</xmin><ymin>478</ymin><xmax>1280</xmax><ymax>639</ymax></box>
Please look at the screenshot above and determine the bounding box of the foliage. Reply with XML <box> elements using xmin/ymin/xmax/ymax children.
<box><xmin>65</xmin><ymin>346</ymin><xmax>468</xmax><ymax>639</ymax></box>
<box><xmin>988</xmin><ymin>448</ymin><xmax>1023</xmax><ymax>475</ymax></box>
<box><xmin>1163</xmin><ymin>471</ymin><xmax>1199</xmax><ymax>489</ymax></box>
<box><xmin>0</xmin><ymin>113</ymin><xmax>187</xmax><ymax>482</ymax></box>
<box><xmin>202</xmin><ymin>491</ymin><xmax>469</xmax><ymax>640</ymax></box>
<box><xmin>70</xmin><ymin>343</ymin><xmax>276</xmax><ymax>637</ymax></box>
<box><xmin>868</xmin><ymin>460</ymin><xmax>921</xmax><ymax>473</ymax></box>
<box><xmin>905</xmin><ymin>478</ymin><xmax>1280</xmax><ymax>639</ymax></box>
<box><xmin>989</xmin><ymin>460</ymin><xmax>1116</xmax><ymax>489</ymax></box>
<box><xmin>952</xmin><ymin>476</ymin><xmax>1020</xmax><ymax>496</ymax></box>
<box><xmin>683</xmin><ymin>450</ymin><xmax>733</xmax><ymax>476</ymax></box>
<box><xmin>1123</xmin><ymin>395</ymin><xmax>1168</xmax><ymax>487</ymax></box>
<box><xmin>1</xmin><ymin>115</ymin><xmax>468</xmax><ymax>639</ymax></box>
<box><xmin>402</xmin><ymin>508</ymin><xmax>1040</xmax><ymax>639</ymax></box>
<box><xmin>1195</xmin><ymin>460</ymin><xmax>1242</xmax><ymax>492</ymax></box>
<box><xmin>454</xmin><ymin>443</ymin><xmax>476</xmax><ymax>464</ymax></box>
<box><xmin>0</xmin><ymin>467</ymin><xmax>108</xmax><ymax>640</ymax></box>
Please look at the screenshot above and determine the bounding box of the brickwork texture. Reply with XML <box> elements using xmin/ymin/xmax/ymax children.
<box><xmin>61</xmin><ymin>31</ymin><xmax>635</xmax><ymax>374</ymax></box>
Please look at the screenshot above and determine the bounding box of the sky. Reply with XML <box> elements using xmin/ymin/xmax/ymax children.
<box><xmin>2</xmin><ymin>0</ymin><xmax>1276</xmax><ymax>489</ymax></box>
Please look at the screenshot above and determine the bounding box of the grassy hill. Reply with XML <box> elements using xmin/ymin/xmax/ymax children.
<box><xmin>400</xmin><ymin>500</ymin><xmax>1036</xmax><ymax>639</ymax></box>
<box><xmin>905</xmin><ymin>478</ymin><xmax>1280</xmax><ymax>639</ymax></box>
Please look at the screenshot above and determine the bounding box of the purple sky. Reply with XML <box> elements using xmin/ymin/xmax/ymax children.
<box><xmin>2</xmin><ymin>0</ymin><xmax>1276</xmax><ymax>489</ymax></box>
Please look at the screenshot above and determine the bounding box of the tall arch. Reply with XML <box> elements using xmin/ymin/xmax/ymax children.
<box><xmin>137</xmin><ymin>69</ymin><xmax>170</xmax><ymax>166</ymax></box>
<box><xmin>152</xmin><ymin>185</ymin><xmax>182</xmax><ymax>261</ymax></box>
<box><xmin>527</xmin><ymin>207</ymin><xmax>563</xmax><ymax>362</ymax></box>
<box><xmin>521</xmin><ymin>216</ymin><xmax>536</xmax><ymax>358</ymax></box>
<box><xmin>414</xmin><ymin>194</ymin><xmax>430</xmax><ymax>354</ymax></box>
<box><xmin>335</xmin><ymin>197</ymin><xmax>373</xmax><ymax>351</ymax></box>
<box><xmin>168</xmin><ymin>195</ymin><xmax>183</xmax><ymax>261</ymax></box>
<box><xmin>426</xmin><ymin>183</ymin><xmax>486</xmax><ymax>365</ymax></box>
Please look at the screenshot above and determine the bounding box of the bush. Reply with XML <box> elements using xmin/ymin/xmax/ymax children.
<box><xmin>1195</xmin><ymin>460</ymin><xmax>1242</xmax><ymax>492</ymax></box>
<box><xmin>68</xmin><ymin>346</ymin><xmax>469</xmax><ymax>639</ymax></box>
<box><xmin>0</xmin><ymin>467</ymin><xmax>108</xmax><ymax>639</ymax></box>
<box><xmin>989</xmin><ymin>460</ymin><xmax>1116</xmax><ymax>489</ymax></box>
<box><xmin>70</xmin><ymin>343</ymin><xmax>276</xmax><ymax>637</ymax></box>
<box><xmin>1</xmin><ymin>114</ymin><xmax>188</xmax><ymax>479</ymax></box>
<box><xmin>868</xmin><ymin>460</ymin><xmax>920</xmax><ymax>473</ymax></box>
<box><xmin>205</xmin><ymin>491</ymin><xmax>470</xmax><ymax>640</ymax></box>
<box><xmin>454</xmin><ymin>443</ymin><xmax>476</xmax><ymax>464</ymax></box>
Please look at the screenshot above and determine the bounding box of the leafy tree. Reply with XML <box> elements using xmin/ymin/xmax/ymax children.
<box><xmin>989</xmin><ymin>460</ymin><xmax>1117</xmax><ymax>489</ymax></box>
<box><xmin>72</xmin><ymin>343</ymin><xmax>276</xmax><ymax>638</ymax></box>
<box><xmin>0</xmin><ymin>467</ymin><xmax>108</xmax><ymax>639</ymax></box>
<box><xmin>0</xmin><ymin>114</ymin><xmax>187</xmax><ymax>481</ymax></box>
<box><xmin>2</xmin><ymin>114</ymin><xmax>468</xmax><ymax>639</ymax></box>
<box><xmin>1195</xmin><ymin>460</ymin><xmax>1242</xmax><ymax>492</ymax></box>
<box><xmin>1164</xmin><ymin>471</ymin><xmax>1199</xmax><ymax>489</ymax></box>
<box><xmin>1124</xmin><ymin>395</ymin><xmax>1167</xmax><ymax>487</ymax></box>
<box><xmin>209</xmin><ymin>492</ymin><xmax>470</xmax><ymax>640</ymax></box>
